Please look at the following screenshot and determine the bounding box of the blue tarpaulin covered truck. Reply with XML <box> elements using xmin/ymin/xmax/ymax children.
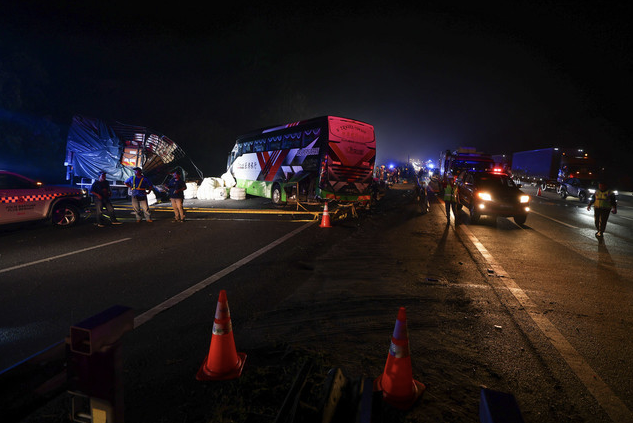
<box><xmin>65</xmin><ymin>115</ymin><xmax>202</xmax><ymax>198</ymax></box>
<box><xmin>511</xmin><ymin>147</ymin><xmax>597</xmax><ymax>191</ymax></box>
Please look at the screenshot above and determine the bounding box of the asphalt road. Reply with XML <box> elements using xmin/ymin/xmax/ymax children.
<box><xmin>455</xmin><ymin>185</ymin><xmax>633</xmax><ymax>422</ymax></box>
<box><xmin>2</xmin><ymin>185</ymin><xmax>633</xmax><ymax>422</ymax></box>
<box><xmin>0</xmin><ymin>199</ymin><xmax>316</xmax><ymax>370</ymax></box>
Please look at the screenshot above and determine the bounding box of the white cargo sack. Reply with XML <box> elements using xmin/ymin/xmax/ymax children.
<box><xmin>197</xmin><ymin>178</ymin><xmax>218</xmax><ymax>200</ymax></box>
<box><xmin>184</xmin><ymin>182</ymin><xmax>198</xmax><ymax>199</ymax></box>
<box><xmin>230</xmin><ymin>187</ymin><xmax>246</xmax><ymax>200</ymax></box>
<box><xmin>212</xmin><ymin>187</ymin><xmax>228</xmax><ymax>200</ymax></box>
<box><xmin>221</xmin><ymin>171</ymin><xmax>236</xmax><ymax>188</ymax></box>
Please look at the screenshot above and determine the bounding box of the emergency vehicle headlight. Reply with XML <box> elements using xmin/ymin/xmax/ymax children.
<box><xmin>520</xmin><ymin>195</ymin><xmax>530</xmax><ymax>203</ymax></box>
<box><xmin>477</xmin><ymin>192</ymin><xmax>492</xmax><ymax>201</ymax></box>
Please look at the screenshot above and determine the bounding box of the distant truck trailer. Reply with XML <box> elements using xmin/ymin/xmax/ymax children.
<box><xmin>510</xmin><ymin>147</ymin><xmax>597</xmax><ymax>191</ymax></box>
<box><xmin>439</xmin><ymin>147</ymin><xmax>494</xmax><ymax>179</ymax></box>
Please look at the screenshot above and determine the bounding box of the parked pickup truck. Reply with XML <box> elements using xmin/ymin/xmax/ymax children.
<box><xmin>0</xmin><ymin>170</ymin><xmax>90</xmax><ymax>227</ymax></box>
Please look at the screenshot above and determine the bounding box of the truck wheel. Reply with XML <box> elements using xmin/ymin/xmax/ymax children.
<box><xmin>51</xmin><ymin>203</ymin><xmax>80</xmax><ymax>227</ymax></box>
<box><xmin>514</xmin><ymin>214</ymin><xmax>527</xmax><ymax>225</ymax></box>
<box><xmin>271</xmin><ymin>184</ymin><xmax>285</xmax><ymax>206</ymax></box>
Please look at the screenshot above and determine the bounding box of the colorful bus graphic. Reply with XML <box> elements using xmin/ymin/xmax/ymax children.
<box><xmin>227</xmin><ymin>116</ymin><xmax>376</xmax><ymax>204</ymax></box>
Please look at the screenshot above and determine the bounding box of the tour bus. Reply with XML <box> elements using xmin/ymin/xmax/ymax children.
<box><xmin>227</xmin><ymin>116</ymin><xmax>376</xmax><ymax>205</ymax></box>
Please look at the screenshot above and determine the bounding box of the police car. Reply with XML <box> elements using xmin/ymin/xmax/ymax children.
<box><xmin>0</xmin><ymin>170</ymin><xmax>91</xmax><ymax>227</ymax></box>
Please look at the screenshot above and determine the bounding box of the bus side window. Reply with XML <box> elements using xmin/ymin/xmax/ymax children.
<box><xmin>268</xmin><ymin>135</ymin><xmax>282</xmax><ymax>150</ymax></box>
<box><xmin>254</xmin><ymin>139</ymin><xmax>265</xmax><ymax>152</ymax></box>
<box><xmin>302</xmin><ymin>128</ymin><xmax>321</xmax><ymax>147</ymax></box>
<box><xmin>282</xmin><ymin>133</ymin><xmax>301</xmax><ymax>149</ymax></box>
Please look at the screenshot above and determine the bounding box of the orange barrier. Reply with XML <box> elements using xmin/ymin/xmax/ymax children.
<box><xmin>196</xmin><ymin>290</ymin><xmax>246</xmax><ymax>381</ymax></box>
<box><xmin>320</xmin><ymin>202</ymin><xmax>332</xmax><ymax>228</ymax></box>
<box><xmin>373</xmin><ymin>307</ymin><xmax>425</xmax><ymax>409</ymax></box>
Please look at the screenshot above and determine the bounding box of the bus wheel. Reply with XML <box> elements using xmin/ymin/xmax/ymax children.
<box><xmin>272</xmin><ymin>184</ymin><xmax>285</xmax><ymax>205</ymax></box>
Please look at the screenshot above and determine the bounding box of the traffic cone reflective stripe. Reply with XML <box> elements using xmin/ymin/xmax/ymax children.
<box><xmin>373</xmin><ymin>307</ymin><xmax>425</xmax><ymax>409</ymax></box>
<box><xmin>196</xmin><ymin>290</ymin><xmax>246</xmax><ymax>381</ymax></box>
<box><xmin>320</xmin><ymin>202</ymin><xmax>331</xmax><ymax>228</ymax></box>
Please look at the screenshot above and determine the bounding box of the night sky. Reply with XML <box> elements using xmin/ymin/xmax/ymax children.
<box><xmin>1</xmin><ymin>2</ymin><xmax>631</xmax><ymax>180</ymax></box>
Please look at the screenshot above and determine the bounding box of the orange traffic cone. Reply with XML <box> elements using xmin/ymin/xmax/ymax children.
<box><xmin>196</xmin><ymin>290</ymin><xmax>246</xmax><ymax>381</ymax></box>
<box><xmin>320</xmin><ymin>202</ymin><xmax>332</xmax><ymax>228</ymax></box>
<box><xmin>373</xmin><ymin>307</ymin><xmax>425</xmax><ymax>409</ymax></box>
<box><xmin>537</xmin><ymin>186</ymin><xmax>542</xmax><ymax>196</ymax></box>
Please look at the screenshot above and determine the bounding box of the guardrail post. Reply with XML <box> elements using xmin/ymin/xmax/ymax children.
<box><xmin>67</xmin><ymin>305</ymin><xmax>133</xmax><ymax>423</ymax></box>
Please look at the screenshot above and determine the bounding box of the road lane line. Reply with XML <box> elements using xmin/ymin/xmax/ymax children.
<box><xmin>134</xmin><ymin>221</ymin><xmax>315</xmax><ymax>328</ymax></box>
<box><xmin>459</xmin><ymin>224</ymin><xmax>633</xmax><ymax>423</ymax></box>
<box><xmin>0</xmin><ymin>238</ymin><xmax>132</xmax><ymax>274</ymax></box>
<box><xmin>530</xmin><ymin>210</ymin><xmax>579</xmax><ymax>228</ymax></box>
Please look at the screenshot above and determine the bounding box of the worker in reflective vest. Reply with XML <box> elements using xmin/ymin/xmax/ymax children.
<box><xmin>587</xmin><ymin>181</ymin><xmax>617</xmax><ymax>238</ymax></box>
<box><xmin>443</xmin><ymin>174</ymin><xmax>457</xmax><ymax>224</ymax></box>
<box><xmin>125</xmin><ymin>167</ymin><xmax>154</xmax><ymax>223</ymax></box>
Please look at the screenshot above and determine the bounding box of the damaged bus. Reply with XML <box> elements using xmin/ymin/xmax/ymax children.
<box><xmin>227</xmin><ymin>116</ymin><xmax>376</xmax><ymax>205</ymax></box>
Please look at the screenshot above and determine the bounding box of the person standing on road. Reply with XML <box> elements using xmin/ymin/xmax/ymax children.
<box><xmin>125</xmin><ymin>167</ymin><xmax>154</xmax><ymax>223</ymax></box>
<box><xmin>168</xmin><ymin>171</ymin><xmax>187</xmax><ymax>222</ymax></box>
<box><xmin>587</xmin><ymin>181</ymin><xmax>617</xmax><ymax>237</ymax></box>
<box><xmin>417</xmin><ymin>178</ymin><xmax>429</xmax><ymax>214</ymax></box>
<box><xmin>442</xmin><ymin>174</ymin><xmax>457</xmax><ymax>223</ymax></box>
<box><xmin>90</xmin><ymin>171</ymin><xmax>122</xmax><ymax>227</ymax></box>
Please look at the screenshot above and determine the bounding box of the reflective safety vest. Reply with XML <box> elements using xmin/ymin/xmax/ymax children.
<box><xmin>132</xmin><ymin>176</ymin><xmax>145</xmax><ymax>190</ymax></box>
<box><xmin>131</xmin><ymin>176</ymin><xmax>149</xmax><ymax>197</ymax></box>
<box><xmin>443</xmin><ymin>183</ymin><xmax>456</xmax><ymax>202</ymax></box>
<box><xmin>594</xmin><ymin>189</ymin><xmax>612</xmax><ymax>209</ymax></box>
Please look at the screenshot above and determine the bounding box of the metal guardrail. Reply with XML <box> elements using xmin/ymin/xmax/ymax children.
<box><xmin>1</xmin><ymin>305</ymin><xmax>133</xmax><ymax>423</ymax></box>
<box><xmin>0</xmin><ymin>340</ymin><xmax>68</xmax><ymax>423</ymax></box>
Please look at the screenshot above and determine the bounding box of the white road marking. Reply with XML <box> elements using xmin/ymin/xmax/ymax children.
<box><xmin>530</xmin><ymin>210</ymin><xmax>578</xmax><ymax>228</ymax></box>
<box><xmin>0</xmin><ymin>238</ymin><xmax>132</xmax><ymax>274</ymax></box>
<box><xmin>459</xmin><ymin>224</ymin><xmax>633</xmax><ymax>423</ymax></box>
<box><xmin>133</xmin><ymin>221</ymin><xmax>315</xmax><ymax>328</ymax></box>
